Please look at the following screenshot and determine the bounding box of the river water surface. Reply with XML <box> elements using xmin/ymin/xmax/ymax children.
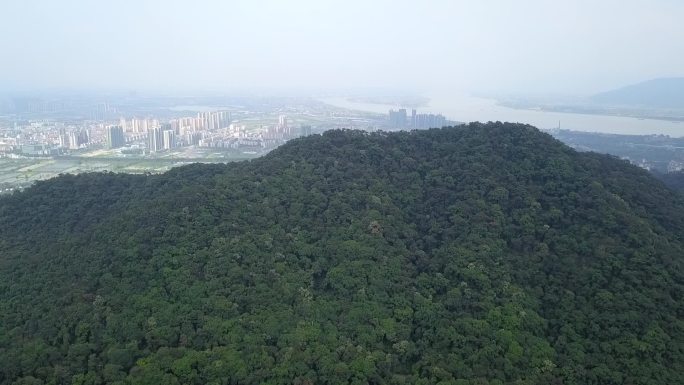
<box><xmin>322</xmin><ymin>94</ymin><xmax>684</xmax><ymax>137</ymax></box>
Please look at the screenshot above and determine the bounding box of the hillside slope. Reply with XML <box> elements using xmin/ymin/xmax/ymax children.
<box><xmin>655</xmin><ymin>170</ymin><xmax>684</xmax><ymax>193</ymax></box>
<box><xmin>591</xmin><ymin>77</ymin><xmax>684</xmax><ymax>108</ymax></box>
<box><xmin>1</xmin><ymin>123</ymin><xmax>683</xmax><ymax>385</ymax></box>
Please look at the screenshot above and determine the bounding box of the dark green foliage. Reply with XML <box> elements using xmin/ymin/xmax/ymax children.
<box><xmin>1</xmin><ymin>123</ymin><xmax>683</xmax><ymax>385</ymax></box>
<box><xmin>654</xmin><ymin>170</ymin><xmax>684</xmax><ymax>193</ymax></box>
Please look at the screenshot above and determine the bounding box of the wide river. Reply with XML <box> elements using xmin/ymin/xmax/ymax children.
<box><xmin>321</xmin><ymin>94</ymin><xmax>684</xmax><ymax>138</ymax></box>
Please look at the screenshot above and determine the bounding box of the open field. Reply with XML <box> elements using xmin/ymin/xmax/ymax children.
<box><xmin>0</xmin><ymin>148</ymin><xmax>258</xmax><ymax>192</ymax></box>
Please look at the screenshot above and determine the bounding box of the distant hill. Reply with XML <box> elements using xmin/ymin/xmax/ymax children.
<box><xmin>591</xmin><ymin>77</ymin><xmax>684</xmax><ymax>108</ymax></box>
<box><xmin>1</xmin><ymin>123</ymin><xmax>683</xmax><ymax>385</ymax></box>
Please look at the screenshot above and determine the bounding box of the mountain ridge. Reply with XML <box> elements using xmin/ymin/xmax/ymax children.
<box><xmin>1</xmin><ymin>123</ymin><xmax>683</xmax><ymax>385</ymax></box>
<box><xmin>591</xmin><ymin>77</ymin><xmax>684</xmax><ymax>108</ymax></box>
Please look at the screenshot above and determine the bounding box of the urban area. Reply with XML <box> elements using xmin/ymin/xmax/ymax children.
<box><xmin>0</xmin><ymin>94</ymin><xmax>453</xmax><ymax>192</ymax></box>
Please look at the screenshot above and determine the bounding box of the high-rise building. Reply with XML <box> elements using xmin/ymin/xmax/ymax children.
<box><xmin>276</xmin><ymin>115</ymin><xmax>290</xmax><ymax>136</ymax></box>
<box><xmin>78</xmin><ymin>129</ymin><xmax>90</xmax><ymax>146</ymax></box>
<box><xmin>106</xmin><ymin>126</ymin><xmax>125</xmax><ymax>149</ymax></box>
<box><xmin>148</xmin><ymin>127</ymin><xmax>163</xmax><ymax>152</ymax></box>
<box><xmin>59</xmin><ymin>127</ymin><xmax>68</xmax><ymax>148</ymax></box>
<box><xmin>119</xmin><ymin>117</ymin><xmax>128</xmax><ymax>132</ymax></box>
<box><xmin>300</xmin><ymin>125</ymin><xmax>312</xmax><ymax>137</ymax></box>
<box><xmin>218</xmin><ymin>111</ymin><xmax>231</xmax><ymax>128</ymax></box>
<box><xmin>184</xmin><ymin>132</ymin><xmax>203</xmax><ymax>146</ymax></box>
<box><xmin>389</xmin><ymin>109</ymin><xmax>408</xmax><ymax>128</ymax></box>
<box><xmin>68</xmin><ymin>132</ymin><xmax>79</xmax><ymax>149</ymax></box>
<box><xmin>413</xmin><ymin>113</ymin><xmax>447</xmax><ymax>129</ymax></box>
<box><xmin>162</xmin><ymin>129</ymin><xmax>176</xmax><ymax>150</ymax></box>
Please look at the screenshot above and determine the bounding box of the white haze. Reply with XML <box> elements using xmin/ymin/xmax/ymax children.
<box><xmin>1</xmin><ymin>0</ymin><xmax>683</xmax><ymax>96</ymax></box>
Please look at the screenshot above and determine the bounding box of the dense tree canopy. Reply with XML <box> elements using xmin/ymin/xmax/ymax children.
<box><xmin>1</xmin><ymin>123</ymin><xmax>683</xmax><ymax>385</ymax></box>
<box><xmin>655</xmin><ymin>170</ymin><xmax>684</xmax><ymax>193</ymax></box>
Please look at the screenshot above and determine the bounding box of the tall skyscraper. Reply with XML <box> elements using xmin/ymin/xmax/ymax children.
<box><xmin>413</xmin><ymin>112</ymin><xmax>447</xmax><ymax>129</ymax></box>
<box><xmin>68</xmin><ymin>132</ymin><xmax>79</xmax><ymax>149</ymax></box>
<box><xmin>300</xmin><ymin>125</ymin><xmax>312</xmax><ymax>137</ymax></box>
<box><xmin>184</xmin><ymin>132</ymin><xmax>202</xmax><ymax>146</ymax></box>
<box><xmin>59</xmin><ymin>127</ymin><xmax>68</xmax><ymax>148</ymax></box>
<box><xmin>218</xmin><ymin>111</ymin><xmax>231</xmax><ymax>128</ymax></box>
<box><xmin>389</xmin><ymin>109</ymin><xmax>408</xmax><ymax>128</ymax></box>
<box><xmin>106</xmin><ymin>126</ymin><xmax>125</xmax><ymax>149</ymax></box>
<box><xmin>162</xmin><ymin>130</ymin><xmax>176</xmax><ymax>150</ymax></box>
<box><xmin>119</xmin><ymin>117</ymin><xmax>128</xmax><ymax>132</ymax></box>
<box><xmin>148</xmin><ymin>127</ymin><xmax>163</xmax><ymax>152</ymax></box>
<box><xmin>78</xmin><ymin>129</ymin><xmax>90</xmax><ymax>146</ymax></box>
<box><xmin>277</xmin><ymin>115</ymin><xmax>290</xmax><ymax>136</ymax></box>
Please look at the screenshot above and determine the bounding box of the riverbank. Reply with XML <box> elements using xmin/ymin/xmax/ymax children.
<box><xmin>321</xmin><ymin>94</ymin><xmax>684</xmax><ymax>137</ymax></box>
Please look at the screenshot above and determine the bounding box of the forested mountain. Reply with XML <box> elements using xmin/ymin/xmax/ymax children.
<box><xmin>591</xmin><ymin>77</ymin><xmax>684</xmax><ymax>108</ymax></box>
<box><xmin>655</xmin><ymin>170</ymin><xmax>684</xmax><ymax>193</ymax></box>
<box><xmin>1</xmin><ymin>123</ymin><xmax>683</xmax><ymax>385</ymax></box>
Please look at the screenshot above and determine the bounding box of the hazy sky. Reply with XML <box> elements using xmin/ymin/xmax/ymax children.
<box><xmin>1</xmin><ymin>0</ymin><xmax>683</xmax><ymax>95</ymax></box>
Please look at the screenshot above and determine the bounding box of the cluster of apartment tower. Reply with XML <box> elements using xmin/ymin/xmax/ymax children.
<box><xmin>388</xmin><ymin>108</ymin><xmax>447</xmax><ymax>129</ymax></box>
